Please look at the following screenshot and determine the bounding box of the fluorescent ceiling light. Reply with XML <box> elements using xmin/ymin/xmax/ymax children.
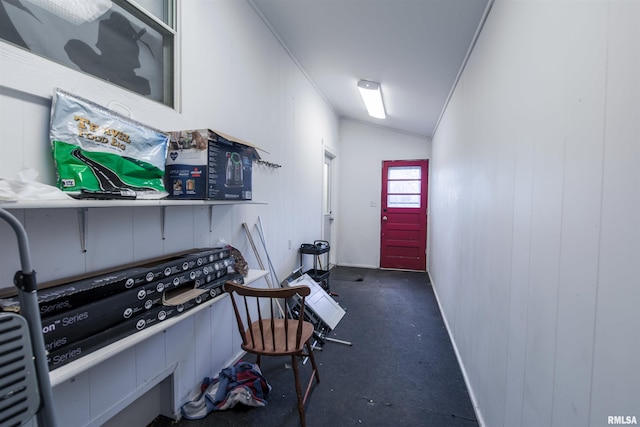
<box><xmin>357</xmin><ymin>80</ymin><xmax>386</xmax><ymax>119</ymax></box>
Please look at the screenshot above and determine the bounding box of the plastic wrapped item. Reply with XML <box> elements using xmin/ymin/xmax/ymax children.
<box><xmin>49</xmin><ymin>89</ymin><xmax>169</xmax><ymax>199</ymax></box>
<box><xmin>215</xmin><ymin>238</ymin><xmax>246</xmax><ymax>276</ymax></box>
<box><xmin>0</xmin><ymin>168</ymin><xmax>71</xmax><ymax>201</ymax></box>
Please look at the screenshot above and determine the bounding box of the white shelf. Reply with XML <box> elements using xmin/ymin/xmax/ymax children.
<box><xmin>49</xmin><ymin>269</ymin><xmax>269</xmax><ymax>386</ymax></box>
<box><xmin>0</xmin><ymin>199</ymin><xmax>267</xmax><ymax>210</ymax></box>
<box><xmin>0</xmin><ymin>199</ymin><xmax>267</xmax><ymax>250</ymax></box>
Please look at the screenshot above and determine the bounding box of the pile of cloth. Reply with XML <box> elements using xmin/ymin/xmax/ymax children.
<box><xmin>181</xmin><ymin>360</ymin><xmax>272</xmax><ymax>420</ymax></box>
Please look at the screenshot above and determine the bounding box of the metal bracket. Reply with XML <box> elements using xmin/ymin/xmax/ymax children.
<box><xmin>161</xmin><ymin>206</ymin><xmax>166</xmax><ymax>240</ymax></box>
<box><xmin>14</xmin><ymin>271</ymin><xmax>37</xmax><ymax>292</ymax></box>
<box><xmin>77</xmin><ymin>208</ymin><xmax>87</xmax><ymax>252</ymax></box>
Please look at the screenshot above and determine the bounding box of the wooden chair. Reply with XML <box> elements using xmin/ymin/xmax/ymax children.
<box><xmin>224</xmin><ymin>281</ymin><xmax>320</xmax><ymax>426</ymax></box>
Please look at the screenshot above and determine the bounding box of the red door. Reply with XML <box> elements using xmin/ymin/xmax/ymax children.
<box><xmin>380</xmin><ymin>159</ymin><xmax>428</xmax><ymax>270</ymax></box>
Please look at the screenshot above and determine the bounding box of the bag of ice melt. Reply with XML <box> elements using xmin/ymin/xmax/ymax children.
<box><xmin>49</xmin><ymin>88</ymin><xmax>169</xmax><ymax>199</ymax></box>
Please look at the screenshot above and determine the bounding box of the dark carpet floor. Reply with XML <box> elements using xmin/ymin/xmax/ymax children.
<box><xmin>148</xmin><ymin>267</ymin><xmax>478</xmax><ymax>427</ymax></box>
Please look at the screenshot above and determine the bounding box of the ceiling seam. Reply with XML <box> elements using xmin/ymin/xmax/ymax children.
<box><xmin>432</xmin><ymin>0</ymin><xmax>496</xmax><ymax>139</ymax></box>
<box><xmin>246</xmin><ymin>0</ymin><xmax>338</xmax><ymax>117</ymax></box>
<box><xmin>341</xmin><ymin>117</ymin><xmax>431</xmax><ymax>140</ymax></box>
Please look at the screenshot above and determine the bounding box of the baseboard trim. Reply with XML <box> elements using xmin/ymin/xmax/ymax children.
<box><xmin>427</xmin><ymin>271</ymin><xmax>486</xmax><ymax>427</ymax></box>
<box><xmin>333</xmin><ymin>262</ymin><xmax>378</xmax><ymax>269</ymax></box>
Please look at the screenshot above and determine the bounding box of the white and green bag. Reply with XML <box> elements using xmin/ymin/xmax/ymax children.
<box><xmin>50</xmin><ymin>89</ymin><xmax>169</xmax><ymax>199</ymax></box>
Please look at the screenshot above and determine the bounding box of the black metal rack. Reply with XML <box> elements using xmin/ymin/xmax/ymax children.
<box><xmin>299</xmin><ymin>240</ymin><xmax>330</xmax><ymax>292</ymax></box>
<box><xmin>282</xmin><ymin>267</ymin><xmax>350</xmax><ymax>350</ymax></box>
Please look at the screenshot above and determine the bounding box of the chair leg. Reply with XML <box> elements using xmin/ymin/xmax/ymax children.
<box><xmin>291</xmin><ymin>354</ymin><xmax>306</xmax><ymax>427</ymax></box>
<box><xmin>306</xmin><ymin>342</ymin><xmax>320</xmax><ymax>384</ymax></box>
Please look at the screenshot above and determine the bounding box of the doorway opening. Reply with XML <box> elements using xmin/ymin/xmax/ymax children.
<box><xmin>323</xmin><ymin>149</ymin><xmax>335</xmax><ymax>266</ymax></box>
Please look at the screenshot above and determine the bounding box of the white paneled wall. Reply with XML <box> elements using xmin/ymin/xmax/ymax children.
<box><xmin>430</xmin><ymin>1</ymin><xmax>640</xmax><ymax>427</ymax></box>
<box><xmin>590</xmin><ymin>3</ymin><xmax>640</xmax><ymax>422</ymax></box>
<box><xmin>0</xmin><ymin>1</ymin><xmax>338</xmax><ymax>425</ymax></box>
<box><xmin>337</xmin><ymin>120</ymin><xmax>431</xmax><ymax>268</ymax></box>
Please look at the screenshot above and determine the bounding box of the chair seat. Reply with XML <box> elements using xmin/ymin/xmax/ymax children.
<box><xmin>243</xmin><ymin>319</ymin><xmax>315</xmax><ymax>355</ymax></box>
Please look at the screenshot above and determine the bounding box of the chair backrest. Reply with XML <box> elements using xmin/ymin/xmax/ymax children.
<box><xmin>223</xmin><ymin>282</ymin><xmax>311</xmax><ymax>355</ymax></box>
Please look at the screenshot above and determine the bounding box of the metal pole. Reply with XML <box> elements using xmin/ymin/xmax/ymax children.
<box><xmin>242</xmin><ymin>222</ymin><xmax>284</xmax><ymax>318</ymax></box>
<box><xmin>255</xmin><ymin>217</ymin><xmax>295</xmax><ymax>318</ymax></box>
<box><xmin>0</xmin><ymin>209</ymin><xmax>59</xmax><ymax>427</ymax></box>
<box><xmin>242</xmin><ymin>222</ymin><xmax>273</xmax><ymax>288</ymax></box>
<box><xmin>255</xmin><ymin>216</ymin><xmax>280</xmax><ymax>287</ymax></box>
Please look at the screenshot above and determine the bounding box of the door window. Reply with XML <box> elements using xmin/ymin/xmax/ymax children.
<box><xmin>387</xmin><ymin>166</ymin><xmax>422</xmax><ymax>208</ymax></box>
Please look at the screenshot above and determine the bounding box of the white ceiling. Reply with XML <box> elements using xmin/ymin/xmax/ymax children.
<box><xmin>249</xmin><ymin>0</ymin><xmax>492</xmax><ymax>138</ymax></box>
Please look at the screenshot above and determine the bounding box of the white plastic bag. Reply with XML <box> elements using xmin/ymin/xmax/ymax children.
<box><xmin>0</xmin><ymin>168</ymin><xmax>72</xmax><ymax>201</ymax></box>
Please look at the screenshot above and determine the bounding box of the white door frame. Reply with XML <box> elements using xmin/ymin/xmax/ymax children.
<box><xmin>322</xmin><ymin>147</ymin><xmax>336</xmax><ymax>267</ymax></box>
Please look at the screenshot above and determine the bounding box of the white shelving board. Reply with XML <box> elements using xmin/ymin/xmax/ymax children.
<box><xmin>0</xmin><ymin>198</ymin><xmax>268</xmax><ymax>250</ymax></box>
<box><xmin>49</xmin><ymin>269</ymin><xmax>269</xmax><ymax>386</ymax></box>
<box><xmin>0</xmin><ymin>199</ymin><xmax>267</xmax><ymax>210</ymax></box>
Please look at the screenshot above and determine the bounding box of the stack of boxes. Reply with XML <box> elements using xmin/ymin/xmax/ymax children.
<box><xmin>0</xmin><ymin>124</ymin><xmax>263</xmax><ymax>370</ymax></box>
<box><xmin>0</xmin><ymin>247</ymin><xmax>244</xmax><ymax>370</ymax></box>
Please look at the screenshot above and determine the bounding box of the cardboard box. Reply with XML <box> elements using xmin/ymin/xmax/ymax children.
<box><xmin>47</xmin><ymin>289</ymin><xmax>216</xmax><ymax>371</ymax></box>
<box><xmin>40</xmin><ymin>259</ymin><xmax>228</xmax><ymax>352</ymax></box>
<box><xmin>162</xmin><ymin>287</ymin><xmax>211</xmax><ymax>312</ymax></box>
<box><xmin>47</xmin><ymin>304</ymin><xmax>171</xmax><ymax>370</ymax></box>
<box><xmin>0</xmin><ymin>247</ymin><xmax>231</xmax><ymax>318</ymax></box>
<box><xmin>165</xmin><ymin>129</ymin><xmax>262</xmax><ymax>200</ymax></box>
<box><xmin>42</xmin><ymin>286</ymin><xmax>163</xmax><ymax>352</ymax></box>
<box><xmin>197</xmin><ymin>271</ymin><xmax>244</xmax><ymax>295</ymax></box>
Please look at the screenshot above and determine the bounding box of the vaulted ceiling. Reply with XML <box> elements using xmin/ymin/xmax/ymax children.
<box><xmin>249</xmin><ymin>0</ymin><xmax>492</xmax><ymax>138</ymax></box>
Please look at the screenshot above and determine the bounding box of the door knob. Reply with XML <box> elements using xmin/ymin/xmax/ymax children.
<box><xmin>382</xmin><ymin>216</ymin><xmax>388</xmax><ymax>221</ymax></box>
